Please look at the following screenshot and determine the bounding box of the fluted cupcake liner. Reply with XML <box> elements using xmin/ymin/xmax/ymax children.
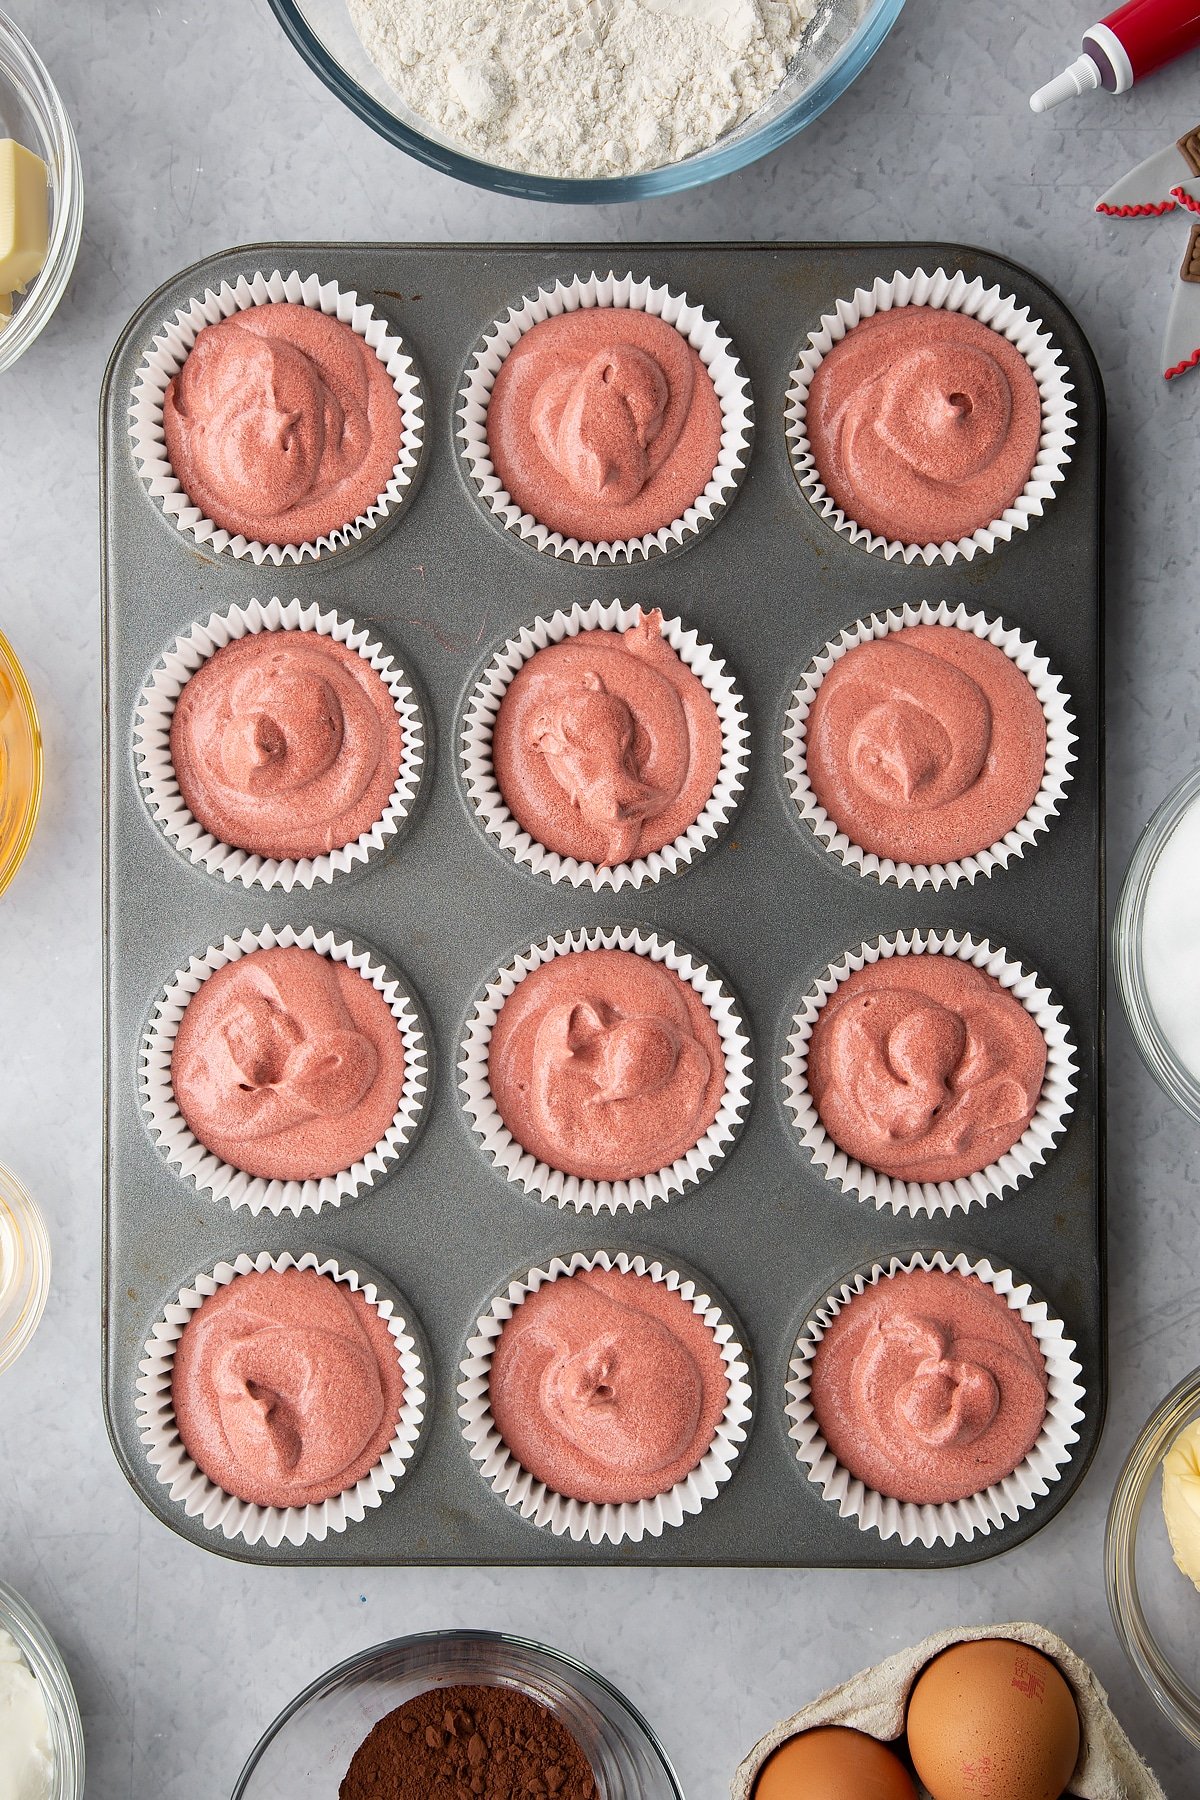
<box><xmin>137</xmin><ymin>1250</ymin><xmax>427</xmax><ymax>1547</ymax></box>
<box><xmin>785</xmin><ymin>267</ymin><xmax>1075</xmax><ymax>566</ymax></box>
<box><xmin>458</xmin><ymin>1249</ymin><xmax>752</xmax><ymax>1545</ymax></box>
<box><xmin>457</xmin><ymin>270</ymin><xmax>753</xmax><ymax>565</ymax></box>
<box><xmin>784</xmin><ymin>1249</ymin><xmax>1085</xmax><ymax>1548</ymax></box>
<box><xmin>140</xmin><ymin>923</ymin><xmax>429</xmax><ymax>1216</ymax></box>
<box><xmin>781</xmin><ymin>929</ymin><xmax>1076</xmax><ymax>1216</ymax></box>
<box><xmin>461</xmin><ymin>598</ymin><xmax>749</xmax><ymax>892</ymax></box>
<box><xmin>459</xmin><ymin>924</ymin><xmax>753</xmax><ymax>1213</ymax></box>
<box><xmin>134</xmin><ymin>597</ymin><xmax>426</xmax><ymax>891</ymax></box>
<box><xmin>783</xmin><ymin>601</ymin><xmax>1076</xmax><ymax>890</ymax></box>
<box><xmin>129</xmin><ymin>268</ymin><xmax>425</xmax><ymax>566</ymax></box>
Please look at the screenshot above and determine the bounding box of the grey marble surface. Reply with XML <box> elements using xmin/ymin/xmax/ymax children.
<box><xmin>1</xmin><ymin>0</ymin><xmax>1199</xmax><ymax>1794</ymax></box>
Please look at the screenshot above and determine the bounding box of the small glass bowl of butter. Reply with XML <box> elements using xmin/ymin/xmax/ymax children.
<box><xmin>0</xmin><ymin>1161</ymin><xmax>50</xmax><ymax>1374</ymax></box>
<box><xmin>0</xmin><ymin>8</ymin><xmax>82</xmax><ymax>372</ymax></box>
<box><xmin>1107</xmin><ymin>1366</ymin><xmax>1200</xmax><ymax>1749</ymax></box>
<box><xmin>0</xmin><ymin>1581</ymin><xmax>84</xmax><ymax>1800</ymax></box>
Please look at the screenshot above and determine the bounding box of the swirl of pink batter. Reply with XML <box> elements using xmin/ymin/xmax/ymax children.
<box><xmin>806</xmin><ymin>953</ymin><xmax>1047</xmax><ymax>1184</ymax></box>
<box><xmin>171</xmin><ymin>1266</ymin><xmax>405</xmax><ymax>1509</ymax></box>
<box><xmin>171</xmin><ymin>945</ymin><xmax>407</xmax><ymax>1182</ymax></box>
<box><xmin>805</xmin><ymin>308</ymin><xmax>1042</xmax><ymax>545</ymax></box>
<box><xmin>486</xmin><ymin>309</ymin><xmax>724</xmax><ymax>542</ymax></box>
<box><xmin>169</xmin><ymin>632</ymin><xmax>404</xmax><ymax>861</ymax></box>
<box><xmin>810</xmin><ymin>1268</ymin><xmax>1048</xmax><ymax>1504</ymax></box>
<box><xmin>804</xmin><ymin>625</ymin><xmax>1047</xmax><ymax>867</ymax></box>
<box><xmin>486</xmin><ymin>947</ymin><xmax>727</xmax><ymax>1182</ymax></box>
<box><xmin>492</xmin><ymin>611</ymin><xmax>723</xmax><ymax>867</ymax></box>
<box><xmin>488</xmin><ymin>1266</ymin><xmax>729</xmax><ymax>1505</ymax></box>
<box><xmin>162</xmin><ymin>303</ymin><xmax>404</xmax><ymax>546</ymax></box>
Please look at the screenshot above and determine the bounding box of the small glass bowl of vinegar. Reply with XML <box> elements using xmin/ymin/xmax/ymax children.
<box><xmin>0</xmin><ymin>629</ymin><xmax>41</xmax><ymax>895</ymax></box>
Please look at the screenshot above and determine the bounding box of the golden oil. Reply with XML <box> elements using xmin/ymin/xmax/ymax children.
<box><xmin>0</xmin><ymin>628</ymin><xmax>41</xmax><ymax>895</ymax></box>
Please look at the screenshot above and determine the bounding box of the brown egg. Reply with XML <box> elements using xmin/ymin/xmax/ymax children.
<box><xmin>906</xmin><ymin>1639</ymin><xmax>1081</xmax><ymax>1800</ymax></box>
<box><xmin>753</xmin><ymin>1725</ymin><xmax>917</xmax><ymax>1800</ymax></box>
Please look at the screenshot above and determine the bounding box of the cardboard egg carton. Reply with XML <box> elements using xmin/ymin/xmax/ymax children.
<box><xmin>732</xmin><ymin>1622</ymin><xmax>1165</xmax><ymax>1800</ymax></box>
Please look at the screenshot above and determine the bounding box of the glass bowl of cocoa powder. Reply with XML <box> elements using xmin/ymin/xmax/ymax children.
<box><xmin>232</xmin><ymin>1630</ymin><xmax>684</xmax><ymax>1800</ymax></box>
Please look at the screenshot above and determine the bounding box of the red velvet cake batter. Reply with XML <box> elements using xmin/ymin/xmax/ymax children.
<box><xmin>172</xmin><ymin>1265</ymin><xmax>404</xmax><ymax>1509</ymax></box>
<box><xmin>486</xmin><ymin>309</ymin><xmax>723</xmax><ymax>542</ymax></box>
<box><xmin>170</xmin><ymin>632</ymin><xmax>404</xmax><ymax>861</ymax></box>
<box><xmin>807</xmin><ymin>953</ymin><xmax>1046</xmax><ymax>1183</ymax></box>
<box><xmin>804</xmin><ymin>625</ymin><xmax>1047</xmax><ymax>866</ymax></box>
<box><xmin>810</xmin><ymin>1267</ymin><xmax>1048</xmax><ymax>1505</ymax></box>
<box><xmin>171</xmin><ymin>945</ymin><xmax>407</xmax><ymax>1182</ymax></box>
<box><xmin>487</xmin><ymin>947</ymin><xmax>726</xmax><ymax>1182</ymax></box>
<box><xmin>491</xmin><ymin>610</ymin><xmax>723</xmax><ymax>867</ymax></box>
<box><xmin>806</xmin><ymin>308</ymin><xmax>1042</xmax><ymax>544</ymax></box>
<box><xmin>163</xmin><ymin>303</ymin><xmax>403</xmax><ymax>545</ymax></box>
<box><xmin>488</xmin><ymin>1265</ymin><xmax>728</xmax><ymax>1505</ymax></box>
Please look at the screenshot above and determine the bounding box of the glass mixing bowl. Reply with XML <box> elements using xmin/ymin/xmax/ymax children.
<box><xmin>267</xmin><ymin>0</ymin><xmax>905</xmax><ymax>201</ymax></box>
<box><xmin>0</xmin><ymin>1580</ymin><xmax>85</xmax><ymax>1800</ymax></box>
<box><xmin>1106</xmin><ymin>1366</ymin><xmax>1200</xmax><ymax>1749</ymax></box>
<box><xmin>233</xmin><ymin>1630</ymin><xmax>683</xmax><ymax>1799</ymax></box>
<box><xmin>1112</xmin><ymin>766</ymin><xmax>1200</xmax><ymax>1127</ymax></box>
<box><xmin>0</xmin><ymin>9</ymin><xmax>83</xmax><ymax>372</ymax></box>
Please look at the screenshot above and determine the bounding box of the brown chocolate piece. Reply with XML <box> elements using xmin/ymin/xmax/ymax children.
<box><xmin>339</xmin><ymin>1683</ymin><xmax>598</xmax><ymax>1800</ymax></box>
<box><xmin>1177</xmin><ymin>127</ymin><xmax>1200</xmax><ymax>176</ymax></box>
<box><xmin>1181</xmin><ymin>226</ymin><xmax>1200</xmax><ymax>285</ymax></box>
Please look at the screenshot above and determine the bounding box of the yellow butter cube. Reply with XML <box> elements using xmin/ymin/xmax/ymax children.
<box><xmin>0</xmin><ymin>294</ymin><xmax>11</xmax><ymax>332</ymax></box>
<box><xmin>0</xmin><ymin>140</ymin><xmax>48</xmax><ymax>294</ymax></box>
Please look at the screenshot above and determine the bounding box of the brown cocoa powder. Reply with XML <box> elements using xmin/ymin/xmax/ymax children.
<box><xmin>338</xmin><ymin>1682</ymin><xmax>599</xmax><ymax>1800</ymax></box>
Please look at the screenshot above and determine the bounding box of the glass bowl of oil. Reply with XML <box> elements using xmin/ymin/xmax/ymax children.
<box><xmin>0</xmin><ymin>628</ymin><xmax>41</xmax><ymax>895</ymax></box>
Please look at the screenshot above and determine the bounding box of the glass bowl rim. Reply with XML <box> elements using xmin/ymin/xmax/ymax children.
<box><xmin>0</xmin><ymin>1156</ymin><xmax>51</xmax><ymax>1371</ymax></box>
<box><xmin>0</xmin><ymin>6</ymin><xmax>84</xmax><ymax>372</ymax></box>
<box><xmin>265</xmin><ymin>0</ymin><xmax>907</xmax><ymax>202</ymax></box>
<box><xmin>232</xmin><ymin>1627</ymin><xmax>685</xmax><ymax>1798</ymax></box>
<box><xmin>0</xmin><ymin>1578</ymin><xmax>86</xmax><ymax>1797</ymax></box>
<box><xmin>1105</xmin><ymin>1363</ymin><xmax>1200</xmax><ymax>1749</ymax></box>
<box><xmin>1112</xmin><ymin>763</ymin><xmax>1200</xmax><ymax>1126</ymax></box>
<box><xmin>0</xmin><ymin>624</ymin><xmax>43</xmax><ymax>896</ymax></box>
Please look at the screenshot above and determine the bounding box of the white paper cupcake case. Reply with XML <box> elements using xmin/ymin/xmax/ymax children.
<box><xmin>129</xmin><ymin>268</ymin><xmax>425</xmax><ymax>566</ymax></box>
<box><xmin>781</xmin><ymin>929</ymin><xmax>1077</xmax><ymax>1216</ymax></box>
<box><xmin>460</xmin><ymin>925</ymin><xmax>752</xmax><ymax>1213</ymax></box>
<box><xmin>785</xmin><ymin>266</ymin><xmax>1076</xmax><ymax>566</ymax></box>
<box><xmin>783</xmin><ymin>601</ymin><xmax>1077</xmax><ymax>890</ymax></box>
<box><xmin>140</xmin><ymin>923</ymin><xmax>429</xmax><ymax>1216</ymax></box>
<box><xmin>784</xmin><ymin>1249</ymin><xmax>1085</xmax><ymax>1547</ymax></box>
<box><xmin>461</xmin><ymin>599</ymin><xmax>749</xmax><ymax>892</ymax></box>
<box><xmin>137</xmin><ymin>1250</ymin><xmax>427</xmax><ymax>1547</ymax></box>
<box><xmin>457</xmin><ymin>270</ymin><xmax>754</xmax><ymax>565</ymax></box>
<box><xmin>134</xmin><ymin>597</ymin><xmax>426</xmax><ymax>891</ymax></box>
<box><xmin>458</xmin><ymin>1249</ymin><xmax>753</xmax><ymax>1545</ymax></box>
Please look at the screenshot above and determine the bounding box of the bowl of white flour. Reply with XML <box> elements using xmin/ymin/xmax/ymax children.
<box><xmin>266</xmin><ymin>0</ymin><xmax>904</xmax><ymax>198</ymax></box>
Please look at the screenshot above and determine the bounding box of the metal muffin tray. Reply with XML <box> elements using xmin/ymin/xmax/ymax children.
<box><xmin>101</xmin><ymin>242</ymin><xmax>1106</xmax><ymax>1567</ymax></box>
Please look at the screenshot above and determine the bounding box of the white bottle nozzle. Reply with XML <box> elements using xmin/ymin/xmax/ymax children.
<box><xmin>1030</xmin><ymin>51</ymin><xmax>1102</xmax><ymax>113</ymax></box>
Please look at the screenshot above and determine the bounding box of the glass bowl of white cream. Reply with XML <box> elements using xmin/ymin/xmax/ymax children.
<box><xmin>1114</xmin><ymin>766</ymin><xmax>1200</xmax><ymax>1125</ymax></box>
<box><xmin>0</xmin><ymin>1581</ymin><xmax>84</xmax><ymax>1800</ymax></box>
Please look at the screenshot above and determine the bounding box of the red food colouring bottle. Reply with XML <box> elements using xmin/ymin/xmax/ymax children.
<box><xmin>1030</xmin><ymin>0</ymin><xmax>1200</xmax><ymax>112</ymax></box>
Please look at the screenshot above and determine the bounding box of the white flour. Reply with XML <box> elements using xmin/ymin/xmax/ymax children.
<box><xmin>346</xmin><ymin>0</ymin><xmax>817</xmax><ymax>178</ymax></box>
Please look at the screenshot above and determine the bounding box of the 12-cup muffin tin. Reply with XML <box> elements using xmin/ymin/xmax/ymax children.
<box><xmin>100</xmin><ymin>242</ymin><xmax>1105</xmax><ymax>1567</ymax></box>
